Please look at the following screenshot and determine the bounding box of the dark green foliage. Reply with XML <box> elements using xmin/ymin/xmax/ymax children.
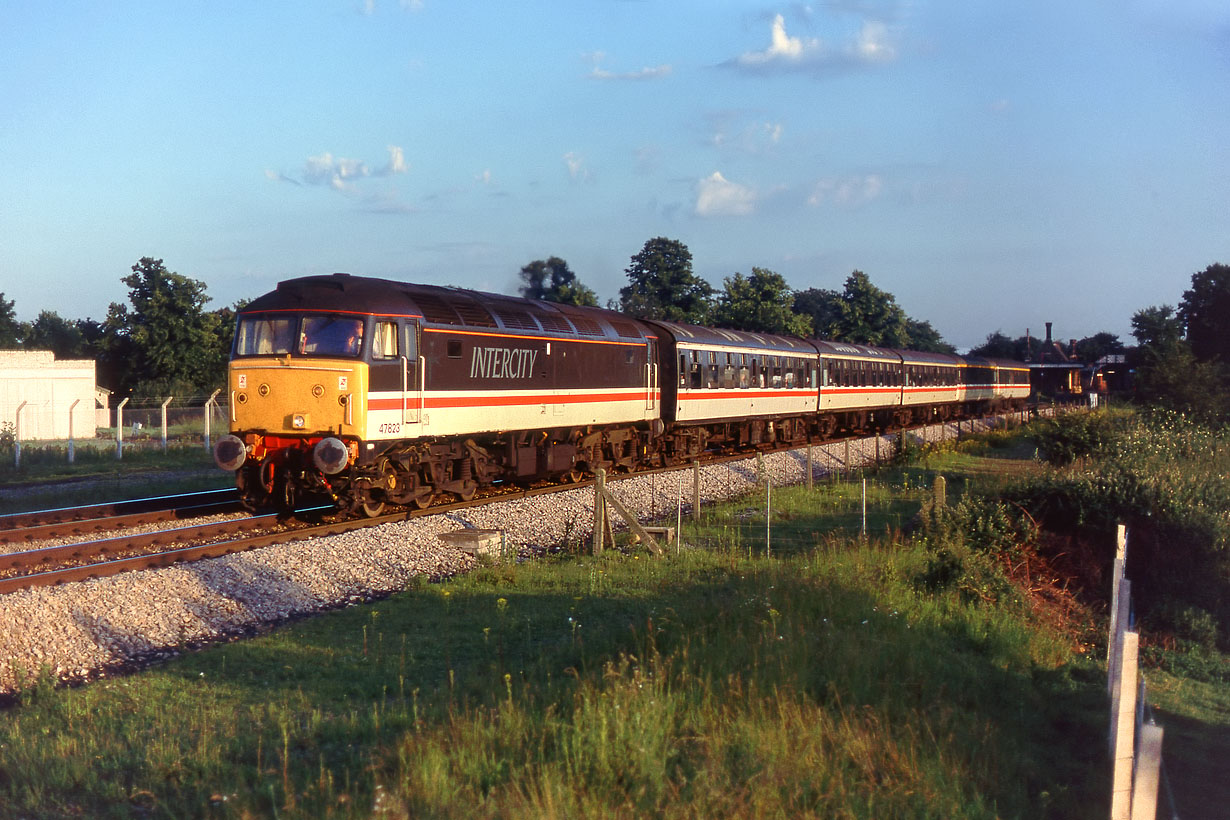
<box><xmin>913</xmin><ymin>496</ymin><xmax>1033</xmax><ymax>606</ymax></box>
<box><xmin>1007</xmin><ymin>409</ymin><xmax>1230</xmax><ymax>648</ymax></box>
<box><xmin>0</xmin><ymin>292</ymin><xmax>19</xmax><ymax>347</ymax></box>
<box><xmin>99</xmin><ymin>257</ymin><xmax>227</xmax><ymax>397</ymax></box>
<box><xmin>1179</xmin><ymin>262</ymin><xmax>1230</xmax><ymax>365</ymax></box>
<box><xmin>710</xmin><ymin>267</ymin><xmax>813</xmax><ymax>335</ymax></box>
<box><xmin>516</xmin><ymin>256</ymin><xmax>598</xmax><ymax>307</ymax></box>
<box><xmin>18</xmin><ymin>310</ymin><xmax>88</xmax><ymax>358</ymax></box>
<box><xmin>1030</xmin><ymin>408</ymin><xmax>1129</xmax><ymax>465</ymax></box>
<box><xmin>619</xmin><ymin>237</ymin><xmax>713</xmax><ymax>323</ymax></box>
<box><xmin>794</xmin><ymin>272</ymin><xmax>954</xmax><ymax>351</ymax></box>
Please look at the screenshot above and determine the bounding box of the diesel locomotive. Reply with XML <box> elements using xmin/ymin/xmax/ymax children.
<box><xmin>212</xmin><ymin>274</ymin><xmax>1029</xmax><ymax>514</ymax></box>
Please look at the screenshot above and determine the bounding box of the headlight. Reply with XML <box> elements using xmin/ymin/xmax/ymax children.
<box><xmin>291</xmin><ymin>413</ymin><xmax>308</xmax><ymax>429</ymax></box>
<box><xmin>213</xmin><ymin>435</ymin><xmax>247</xmax><ymax>471</ymax></box>
<box><xmin>312</xmin><ymin>437</ymin><xmax>350</xmax><ymax>474</ymax></box>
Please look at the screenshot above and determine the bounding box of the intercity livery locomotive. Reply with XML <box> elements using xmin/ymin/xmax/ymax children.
<box><xmin>213</xmin><ymin>274</ymin><xmax>1029</xmax><ymax>514</ymax></box>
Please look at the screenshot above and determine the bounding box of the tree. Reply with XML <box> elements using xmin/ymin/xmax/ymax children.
<box><xmin>1073</xmin><ymin>332</ymin><xmax>1124</xmax><ymax>364</ymax></box>
<box><xmin>1179</xmin><ymin>262</ymin><xmax>1230</xmax><ymax>364</ymax></box>
<box><xmin>20</xmin><ymin>310</ymin><xmax>87</xmax><ymax>358</ymax></box>
<box><xmin>970</xmin><ymin>331</ymin><xmax>1030</xmax><ymax>359</ymax></box>
<box><xmin>904</xmin><ymin>318</ymin><xmax>957</xmax><ymax>354</ymax></box>
<box><xmin>1130</xmin><ymin>303</ymin><xmax>1227</xmax><ymax>419</ymax></box>
<box><xmin>711</xmin><ymin>268</ymin><xmax>813</xmax><ymax>336</ymax></box>
<box><xmin>100</xmin><ymin>257</ymin><xmax>224</xmax><ymax>397</ymax></box>
<box><xmin>793</xmin><ymin>287</ymin><xmax>841</xmax><ymax>339</ymax></box>
<box><xmin>618</xmin><ymin>237</ymin><xmax>712</xmax><ymax>324</ymax></box>
<box><xmin>829</xmin><ymin>270</ymin><xmax>909</xmax><ymax>347</ymax></box>
<box><xmin>1130</xmin><ymin>305</ymin><xmax>1184</xmax><ymax>350</ymax></box>
<box><xmin>516</xmin><ymin>257</ymin><xmax>598</xmax><ymax>306</ymax></box>
<box><xmin>0</xmin><ymin>292</ymin><xmax>19</xmax><ymax>348</ymax></box>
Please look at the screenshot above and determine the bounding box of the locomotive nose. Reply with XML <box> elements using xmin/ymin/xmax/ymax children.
<box><xmin>213</xmin><ymin>434</ymin><xmax>247</xmax><ymax>471</ymax></box>
<box><xmin>312</xmin><ymin>437</ymin><xmax>351</xmax><ymax>474</ymax></box>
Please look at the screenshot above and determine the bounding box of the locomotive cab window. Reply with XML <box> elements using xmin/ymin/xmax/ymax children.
<box><xmin>235</xmin><ymin>316</ymin><xmax>295</xmax><ymax>356</ymax></box>
<box><xmin>301</xmin><ymin>316</ymin><xmax>364</xmax><ymax>357</ymax></box>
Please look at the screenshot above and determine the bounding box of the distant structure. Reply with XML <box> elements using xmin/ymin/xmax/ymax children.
<box><xmin>0</xmin><ymin>350</ymin><xmax>101</xmax><ymax>441</ymax></box>
<box><xmin>1027</xmin><ymin>322</ymin><xmax>1130</xmax><ymax>399</ymax></box>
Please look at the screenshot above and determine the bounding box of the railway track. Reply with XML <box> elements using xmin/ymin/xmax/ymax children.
<box><xmin>0</xmin><ymin>410</ymin><xmax>1040</xmax><ymax>597</ymax></box>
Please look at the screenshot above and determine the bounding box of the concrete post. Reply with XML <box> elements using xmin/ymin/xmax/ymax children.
<box><xmin>204</xmin><ymin>388</ymin><xmax>221</xmax><ymax>450</ymax></box>
<box><xmin>161</xmin><ymin>396</ymin><xmax>174</xmax><ymax>452</ymax></box>
<box><xmin>115</xmin><ymin>397</ymin><xmax>129</xmax><ymax>460</ymax></box>
<box><xmin>1110</xmin><ymin>631</ymin><xmax>1139</xmax><ymax>820</ymax></box>
<box><xmin>1130</xmin><ymin>723</ymin><xmax>1164</xmax><ymax>820</ymax></box>
<box><xmin>68</xmin><ymin>399</ymin><xmax>80</xmax><ymax>464</ymax></box>
<box><xmin>14</xmin><ymin>401</ymin><xmax>27</xmax><ymax>468</ymax></box>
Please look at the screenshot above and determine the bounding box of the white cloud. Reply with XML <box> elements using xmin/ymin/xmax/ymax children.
<box><xmin>563</xmin><ymin>151</ymin><xmax>590</xmax><ymax>182</ymax></box>
<box><xmin>590</xmin><ymin>64</ymin><xmax>673</xmax><ymax>81</ymax></box>
<box><xmin>383</xmin><ymin>145</ymin><xmax>408</xmax><ymax>175</ymax></box>
<box><xmin>275</xmin><ymin>145</ymin><xmax>408</xmax><ymax>191</ymax></box>
<box><xmin>696</xmin><ymin>171</ymin><xmax>756</xmax><ymax>216</ymax></box>
<box><xmin>710</xmin><ymin>115</ymin><xmax>784</xmax><ymax>153</ymax></box>
<box><xmin>304</xmin><ymin>152</ymin><xmax>371</xmax><ymax>190</ymax></box>
<box><xmin>807</xmin><ymin>174</ymin><xmax>884</xmax><ymax>207</ymax></box>
<box><xmin>737</xmin><ymin>15</ymin><xmax>822</xmax><ymax>67</ymax></box>
<box><xmin>730</xmin><ymin>12</ymin><xmax>899</xmax><ymax>74</ymax></box>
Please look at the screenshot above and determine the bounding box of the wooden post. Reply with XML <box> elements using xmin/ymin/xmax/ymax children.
<box><xmin>676</xmin><ymin>470</ymin><xmax>683</xmax><ymax>554</ymax></box>
<box><xmin>933</xmin><ymin>475</ymin><xmax>947</xmax><ymax>508</ymax></box>
<box><xmin>1130</xmin><ymin>723</ymin><xmax>1164</xmax><ymax>820</ymax></box>
<box><xmin>806</xmin><ymin>445</ymin><xmax>813</xmax><ymax>489</ymax></box>
<box><xmin>692</xmin><ymin>460</ymin><xmax>701</xmax><ymax>523</ymax></box>
<box><xmin>1110</xmin><ymin>631</ymin><xmax>1139</xmax><ymax>820</ymax></box>
<box><xmin>592</xmin><ymin>467</ymin><xmax>606</xmax><ymax>555</ymax></box>
<box><xmin>756</xmin><ymin>451</ymin><xmax>765</xmax><ymax>485</ymax></box>
<box><xmin>844</xmin><ymin>439</ymin><xmax>850</xmax><ymax>474</ymax></box>
<box><xmin>765</xmin><ymin>478</ymin><xmax>771</xmax><ymax>558</ymax></box>
<box><xmin>875</xmin><ymin>434</ymin><xmax>880</xmax><ymax>464</ymax></box>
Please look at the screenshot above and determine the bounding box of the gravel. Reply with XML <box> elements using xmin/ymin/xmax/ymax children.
<box><xmin>0</xmin><ymin>418</ymin><xmax>1007</xmax><ymax>695</ymax></box>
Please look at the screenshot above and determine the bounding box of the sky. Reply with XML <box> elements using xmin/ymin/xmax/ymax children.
<box><xmin>2</xmin><ymin>1</ymin><xmax>1227</xmax><ymax>352</ymax></box>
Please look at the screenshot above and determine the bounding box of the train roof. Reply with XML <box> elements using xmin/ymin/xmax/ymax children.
<box><xmin>647</xmin><ymin>319</ymin><xmax>818</xmax><ymax>354</ymax></box>
<box><xmin>809</xmin><ymin>340</ymin><xmax>901</xmax><ymax>361</ymax></box>
<box><xmin>241</xmin><ymin>274</ymin><xmax>657</xmax><ymax>342</ymax></box>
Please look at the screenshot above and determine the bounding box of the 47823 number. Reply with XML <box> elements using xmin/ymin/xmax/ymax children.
<box><xmin>377</xmin><ymin>423</ymin><xmax>401</xmax><ymax>435</ymax></box>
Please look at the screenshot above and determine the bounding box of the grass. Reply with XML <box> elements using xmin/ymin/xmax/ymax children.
<box><xmin>0</xmin><ymin>542</ymin><xmax>1109</xmax><ymax>819</ymax></box>
<box><xmin>0</xmin><ymin>444</ymin><xmax>231</xmax><ymax>514</ymax></box>
<box><xmin>0</xmin><ymin>417</ymin><xmax>1224</xmax><ymax>818</ymax></box>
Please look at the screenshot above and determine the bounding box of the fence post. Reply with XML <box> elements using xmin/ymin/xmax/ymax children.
<box><xmin>592</xmin><ymin>467</ymin><xmax>606</xmax><ymax>555</ymax></box>
<box><xmin>676</xmin><ymin>470</ymin><xmax>683</xmax><ymax>554</ymax></box>
<box><xmin>1130</xmin><ymin>723</ymin><xmax>1164</xmax><ymax>820</ymax></box>
<box><xmin>14</xmin><ymin>401</ymin><xmax>27</xmax><ymax>468</ymax></box>
<box><xmin>115</xmin><ymin>397</ymin><xmax>129</xmax><ymax>460</ymax></box>
<box><xmin>806</xmin><ymin>445</ymin><xmax>813</xmax><ymax>489</ymax></box>
<box><xmin>933</xmin><ymin>475</ymin><xmax>947</xmax><ymax>508</ymax></box>
<box><xmin>692</xmin><ymin>460</ymin><xmax>701</xmax><ymax>523</ymax></box>
<box><xmin>844</xmin><ymin>439</ymin><xmax>851</xmax><ymax>474</ymax></box>
<box><xmin>765</xmin><ymin>477</ymin><xmax>772</xmax><ymax>558</ymax></box>
<box><xmin>204</xmin><ymin>388</ymin><xmax>221</xmax><ymax>450</ymax></box>
<box><xmin>68</xmin><ymin>398</ymin><xmax>80</xmax><ymax>464</ymax></box>
<box><xmin>160</xmin><ymin>396</ymin><xmax>174</xmax><ymax>453</ymax></box>
<box><xmin>1110</xmin><ymin>631</ymin><xmax>1139</xmax><ymax>820</ymax></box>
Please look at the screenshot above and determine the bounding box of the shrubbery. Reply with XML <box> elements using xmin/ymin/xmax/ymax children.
<box><xmin>1009</xmin><ymin>409</ymin><xmax>1230</xmax><ymax>653</ymax></box>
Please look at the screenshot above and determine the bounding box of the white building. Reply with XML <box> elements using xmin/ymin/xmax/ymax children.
<box><xmin>0</xmin><ymin>350</ymin><xmax>99</xmax><ymax>441</ymax></box>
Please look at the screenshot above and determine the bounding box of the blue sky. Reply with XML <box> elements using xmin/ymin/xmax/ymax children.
<box><xmin>2</xmin><ymin>1</ymin><xmax>1227</xmax><ymax>351</ymax></box>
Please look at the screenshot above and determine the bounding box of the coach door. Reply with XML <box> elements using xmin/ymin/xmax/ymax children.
<box><xmin>646</xmin><ymin>339</ymin><xmax>658</xmax><ymax>412</ymax></box>
<box><xmin>402</xmin><ymin>321</ymin><xmax>422</xmax><ymax>425</ymax></box>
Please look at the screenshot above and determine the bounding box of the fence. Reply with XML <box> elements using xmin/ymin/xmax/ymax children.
<box><xmin>7</xmin><ymin>391</ymin><xmax>228</xmax><ymax>466</ymax></box>
<box><xmin>1107</xmin><ymin>524</ymin><xmax>1175</xmax><ymax>820</ymax></box>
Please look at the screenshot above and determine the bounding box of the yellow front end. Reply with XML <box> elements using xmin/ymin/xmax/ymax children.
<box><xmin>229</xmin><ymin>357</ymin><xmax>368</xmax><ymax>438</ymax></box>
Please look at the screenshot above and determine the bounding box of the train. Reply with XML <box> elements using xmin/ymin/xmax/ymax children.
<box><xmin>212</xmin><ymin>273</ymin><xmax>1030</xmax><ymax>515</ymax></box>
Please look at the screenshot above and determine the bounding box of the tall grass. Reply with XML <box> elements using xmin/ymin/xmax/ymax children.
<box><xmin>1008</xmin><ymin>408</ymin><xmax>1230</xmax><ymax>650</ymax></box>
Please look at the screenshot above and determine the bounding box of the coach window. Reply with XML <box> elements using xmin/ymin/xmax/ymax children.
<box><xmin>691</xmin><ymin>353</ymin><xmax>703</xmax><ymax>389</ymax></box>
<box><xmin>738</xmin><ymin>355</ymin><xmax>750</xmax><ymax>388</ymax></box>
<box><xmin>373</xmin><ymin>321</ymin><xmax>399</xmax><ymax>359</ymax></box>
<box><xmin>706</xmin><ymin>351</ymin><xmax>719</xmax><ymax>389</ymax></box>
